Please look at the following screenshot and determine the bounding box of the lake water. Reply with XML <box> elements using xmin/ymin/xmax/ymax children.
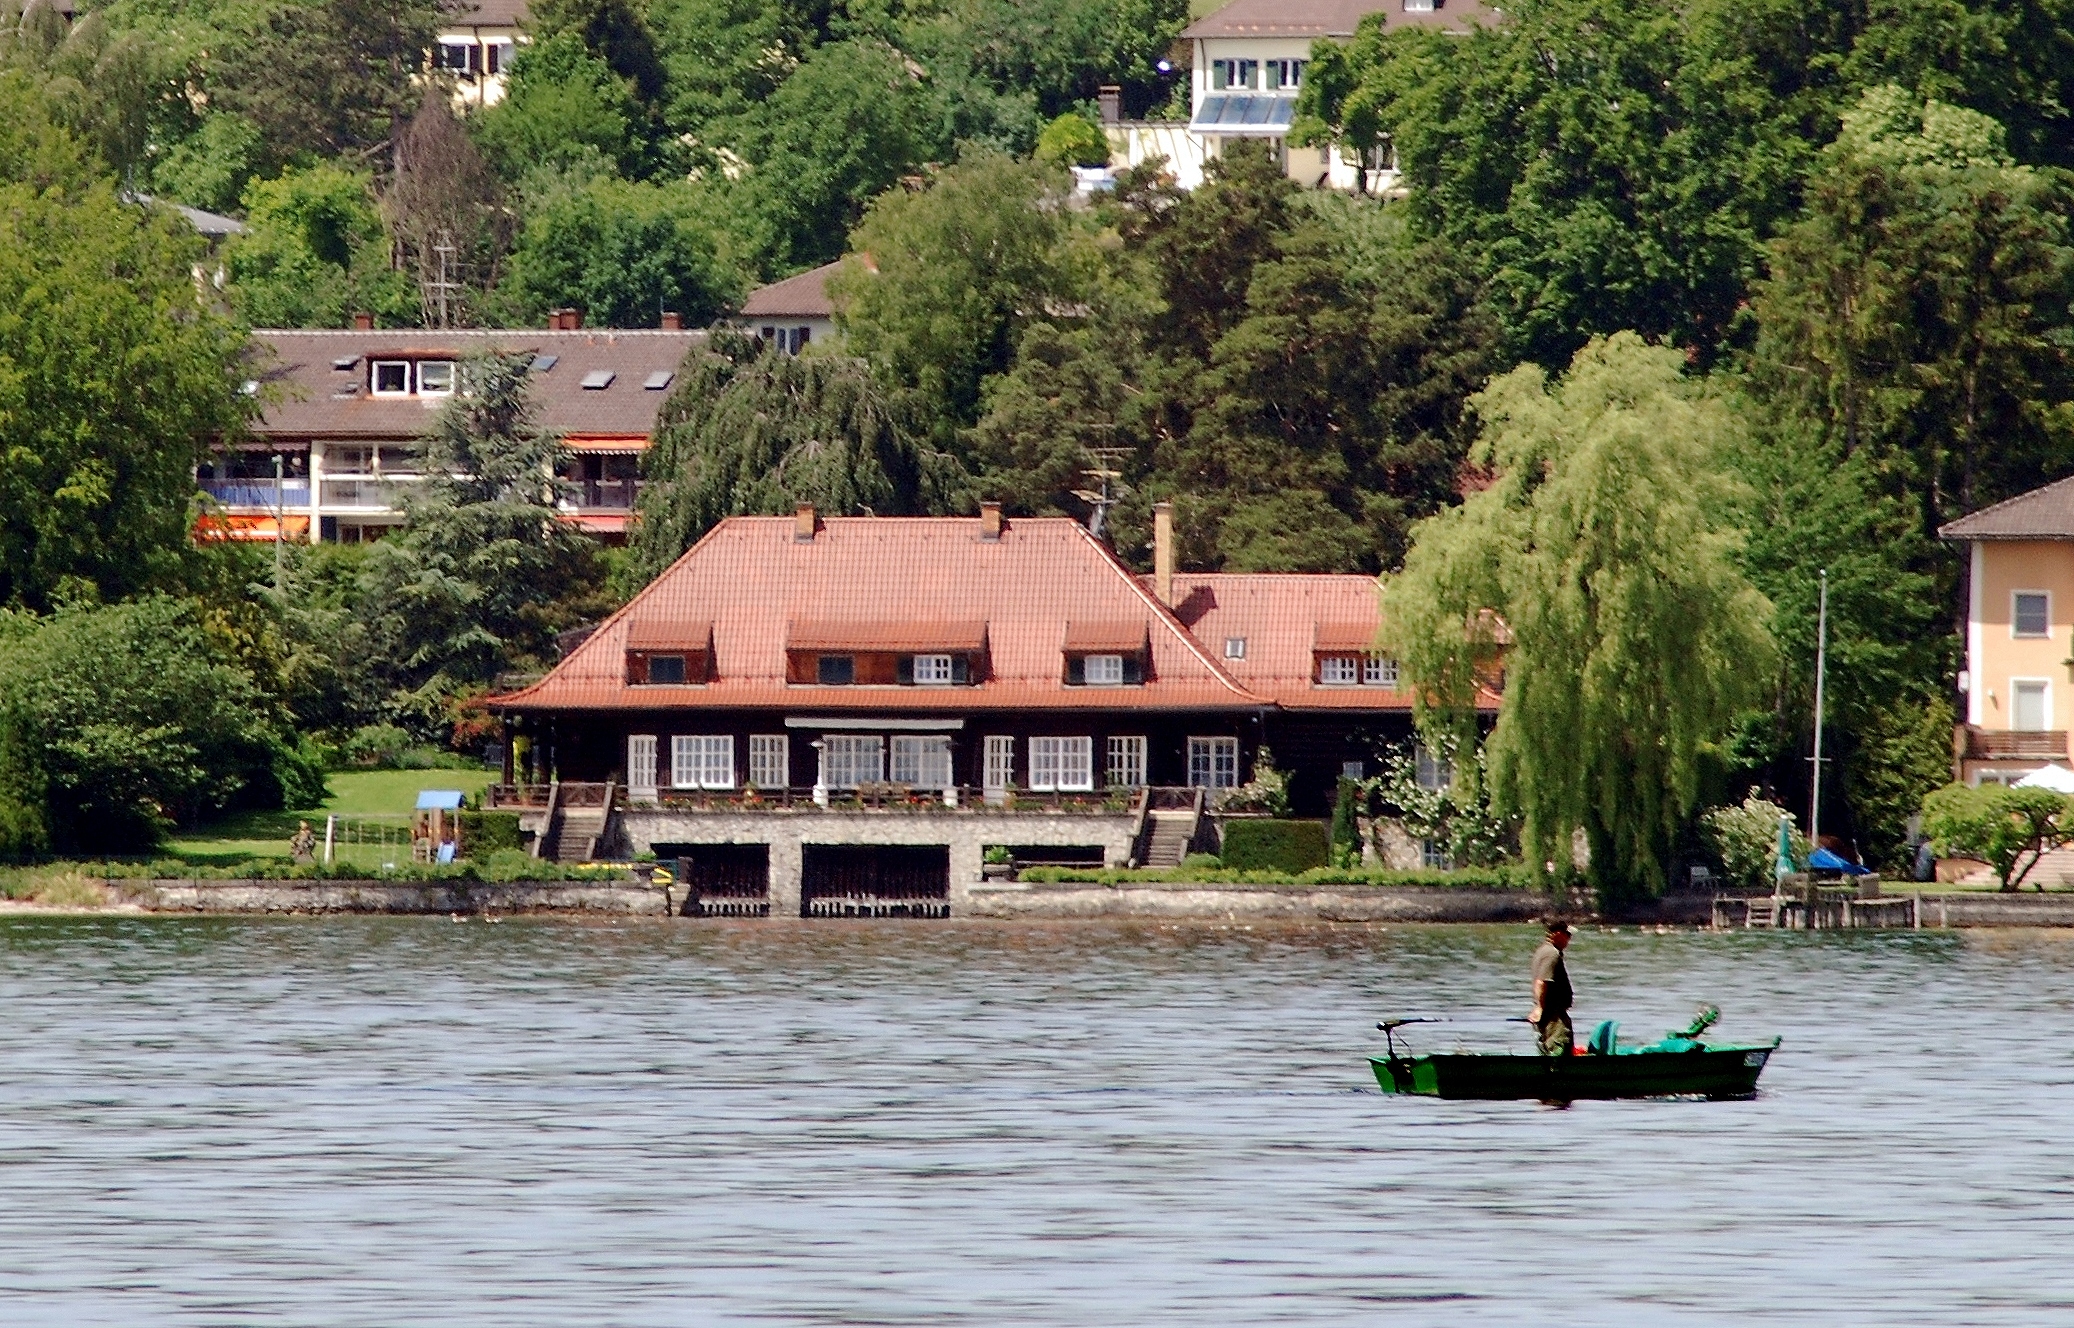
<box><xmin>0</xmin><ymin>917</ymin><xmax>2069</xmax><ymax>1326</ymax></box>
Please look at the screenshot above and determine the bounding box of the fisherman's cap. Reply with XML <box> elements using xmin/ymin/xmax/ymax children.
<box><xmin>1542</xmin><ymin>918</ymin><xmax>1572</xmax><ymax>934</ymax></box>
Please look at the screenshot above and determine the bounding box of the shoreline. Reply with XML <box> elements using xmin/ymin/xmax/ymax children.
<box><xmin>0</xmin><ymin>878</ymin><xmax>2069</xmax><ymax>927</ymax></box>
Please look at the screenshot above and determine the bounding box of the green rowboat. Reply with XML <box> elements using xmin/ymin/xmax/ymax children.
<box><xmin>1370</xmin><ymin>1008</ymin><xmax>1780</xmax><ymax>1102</ymax></box>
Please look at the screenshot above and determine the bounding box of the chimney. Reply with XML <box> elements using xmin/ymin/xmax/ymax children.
<box><xmin>1097</xmin><ymin>85</ymin><xmax>1122</xmax><ymax>125</ymax></box>
<box><xmin>551</xmin><ymin>307</ymin><xmax>584</xmax><ymax>331</ymax></box>
<box><xmin>660</xmin><ymin>311</ymin><xmax>683</xmax><ymax>331</ymax></box>
<box><xmin>979</xmin><ymin>500</ymin><xmax>1002</xmax><ymax>541</ymax></box>
<box><xmin>1153</xmin><ymin>501</ymin><xmax>1174</xmax><ymax>607</ymax></box>
<box><xmin>351</xmin><ymin>311</ymin><xmax>374</xmax><ymax>330</ymax></box>
<box><xmin>794</xmin><ymin>502</ymin><xmax>817</xmax><ymax>542</ymax></box>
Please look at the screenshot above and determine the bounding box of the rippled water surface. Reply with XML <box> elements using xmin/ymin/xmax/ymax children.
<box><xmin>0</xmin><ymin>917</ymin><xmax>2070</xmax><ymax>1325</ymax></box>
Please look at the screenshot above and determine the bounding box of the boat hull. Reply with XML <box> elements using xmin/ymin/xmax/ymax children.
<box><xmin>1370</xmin><ymin>1043</ymin><xmax>1777</xmax><ymax>1101</ymax></box>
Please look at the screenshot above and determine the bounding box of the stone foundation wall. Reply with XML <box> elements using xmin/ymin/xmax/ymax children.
<box><xmin>966</xmin><ymin>881</ymin><xmax>1545</xmax><ymax>923</ymax></box>
<box><xmin>132</xmin><ymin>879</ymin><xmax>668</xmax><ymax>915</ymax></box>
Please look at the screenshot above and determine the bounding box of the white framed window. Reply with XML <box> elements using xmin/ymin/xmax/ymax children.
<box><xmin>1319</xmin><ymin>656</ymin><xmax>1359</xmax><ymax>686</ymax></box>
<box><xmin>1415</xmin><ymin>745</ymin><xmax>1453</xmax><ymax>791</ymax></box>
<box><xmin>671</xmin><ymin>735</ymin><xmax>734</xmax><ymax>790</ymax></box>
<box><xmin>1188</xmin><ymin>736</ymin><xmax>1239</xmax><ymax>789</ymax></box>
<box><xmin>485</xmin><ymin>40</ymin><xmax>513</xmax><ymax>75</ymax></box>
<box><xmin>371</xmin><ymin>360</ymin><xmax>410</xmax><ymax>396</ymax></box>
<box><xmin>1107</xmin><ymin>735</ymin><xmax>1147</xmax><ymax>788</ymax></box>
<box><xmin>1404</xmin><ymin>0</ymin><xmax>1436</xmax><ymax>12</ymax></box>
<box><xmin>1030</xmin><ymin>736</ymin><xmax>1094</xmax><ymax>792</ymax></box>
<box><xmin>748</xmin><ymin>734</ymin><xmax>789</xmax><ymax>790</ymax></box>
<box><xmin>822</xmin><ymin>734</ymin><xmax>883</xmax><ymax>788</ymax></box>
<box><xmin>911</xmin><ymin>653</ymin><xmax>954</xmax><ymax>685</ymax></box>
<box><xmin>891</xmin><ymin>735</ymin><xmax>953</xmax><ymax>789</ymax></box>
<box><xmin>1224</xmin><ymin>636</ymin><xmax>1246</xmax><ymax>660</ymax></box>
<box><xmin>1342</xmin><ymin>760</ymin><xmax>1365</xmax><ymax>780</ymax></box>
<box><xmin>2014</xmin><ymin>591</ymin><xmax>2051</xmax><ymax>639</ymax></box>
<box><xmin>1084</xmin><ymin>654</ymin><xmax>1125</xmax><ymax>686</ymax></box>
<box><xmin>1266</xmin><ymin>59</ymin><xmax>1304</xmax><ymax>89</ymax></box>
<box><xmin>435</xmin><ymin>41</ymin><xmax>475</xmax><ymax>73</ymax></box>
<box><xmin>627</xmin><ymin>734</ymin><xmax>658</xmax><ymax>799</ymax></box>
<box><xmin>1421</xmin><ymin>838</ymin><xmax>1453</xmax><ymax>870</ymax></box>
<box><xmin>984</xmin><ymin>735</ymin><xmax>1015</xmax><ymax>792</ymax></box>
<box><xmin>416</xmin><ymin>360</ymin><xmax>456</xmax><ymax>396</ymax></box>
<box><xmin>1212</xmin><ymin>58</ymin><xmax>1258</xmax><ymax>90</ymax></box>
<box><xmin>2012</xmin><ymin>678</ymin><xmax>2051</xmax><ymax>732</ymax></box>
<box><xmin>1364</xmin><ymin>656</ymin><xmax>1400</xmax><ymax>687</ymax></box>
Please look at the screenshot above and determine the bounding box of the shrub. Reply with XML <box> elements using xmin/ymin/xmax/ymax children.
<box><xmin>1221</xmin><ymin>818</ymin><xmax>1330</xmax><ymax>873</ymax></box>
<box><xmin>458</xmin><ymin>810</ymin><xmax>523</xmax><ymax>856</ymax></box>
<box><xmin>1700</xmin><ymin>792</ymin><xmax>1809</xmax><ymax>888</ymax></box>
<box><xmin>1034</xmin><ymin>112</ymin><xmax>1109</xmax><ymax>168</ymax></box>
<box><xmin>1331</xmin><ymin>778</ymin><xmax>1362</xmax><ymax>867</ymax></box>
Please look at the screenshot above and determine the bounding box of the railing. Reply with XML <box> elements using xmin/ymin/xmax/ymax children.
<box><xmin>486</xmin><ymin>783</ymin><xmax>555</xmax><ymax>809</ymax></box>
<box><xmin>320</xmin><ymin>477</ymin><xmax>417</xmax><ymax>509</ymax></box>
<box><xmin>571</xmin><ymin>478</ymin><xmax>640</xmax><ymax>510</ymax></box>
<box><xmin>200</xmin><ymin>479</ymin><xmax>310</xmax><ymax>508</ymax></box>
<box><xmin>618</xmin><ymin>784</ymin><xmax>1162</xmax><ymax>815</ymax></box>
<box><xmin>1964</xmin><ymin>726</ymin><xmax>2068</xmax><ymax>760</ymax></box>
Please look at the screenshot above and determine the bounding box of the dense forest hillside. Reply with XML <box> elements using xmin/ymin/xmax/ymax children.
<box><xmin>4</xmin><ymin>0</ymin><xmax>2074</xmax><ymax>882</ymax></box>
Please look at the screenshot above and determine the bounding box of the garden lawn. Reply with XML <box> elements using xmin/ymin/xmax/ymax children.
<box><xmin>163</xmin><ymin>768</ymin><xmax>493</xmax><ymax>868</ymax></box>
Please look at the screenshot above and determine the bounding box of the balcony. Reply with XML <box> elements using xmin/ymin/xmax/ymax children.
<box><xmin>321</xmin><ymin>476</ymin><xmax>416</xmax><ymax>509</ymax></box>
<box><xmin>572</xmin><ymin>478</ymin><xmax>641</xmax><ymax>511</ymax></box>
<box><xmin>1960</xmin><ymin>726</ymin><xmax>2068</xmax><ymax>761</ymax></box>
<box><xmin>487</xmin><ymin>782</ymin><xmax>1148</xmax><ymax>815</ymax></box>
<box><xmin>201</xmin><ymin>478</ymin><xmax>310</xmax><ymax>509</ymax></box>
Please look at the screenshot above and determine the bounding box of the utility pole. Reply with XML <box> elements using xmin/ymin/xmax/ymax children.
<box><xmin>272</xmin><ymin>452</ymin><xmax>286</xmax><ymax>594</ymax></box>
<box><xmin>1809</xmin><ymin>568</ymin><xmax>1829</xmax><ymax>848</ymax></box>
<box><xmin>1071</xmin><ymin>446</ymin><xmax>1132</xmax><ymax>539</ymax></box>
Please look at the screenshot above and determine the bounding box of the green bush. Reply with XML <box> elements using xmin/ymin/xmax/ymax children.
<box><xmin>458</xmin><ymin>810</ymin><xmax>523</xmax><ymax>856</ymax></box>
<box><xmin>1221</xmin><ymin>818</ymin><xmax>1331</xmax><ymax>873</ymax></box>
<box><xmin>1034</xmin><ymin>112</ymin><xmax>1109</xmax><ymax>168</ymax></box>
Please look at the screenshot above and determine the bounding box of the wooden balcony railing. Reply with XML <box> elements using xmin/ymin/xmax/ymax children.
<box><xmin>1961</xmin><ymin>726</ymin><xmax>2068</xmax><ymax>760</ymax></box>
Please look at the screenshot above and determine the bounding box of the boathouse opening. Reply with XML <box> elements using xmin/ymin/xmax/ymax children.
<box><xmin>655</xmin><ymin>843</ymin><xmax>771</xmax><ymax>917</ymax></box>
<box><xmin>801</xmin><ymin>845</ymin><xmax>950</xmax><ymax>918</ymax></box>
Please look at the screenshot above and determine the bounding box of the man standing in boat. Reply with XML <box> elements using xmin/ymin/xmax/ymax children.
<box><xmin>1529</xmin><ymin>919</ymin><xmax>1574</xmax><ymax>1056</ymax></box>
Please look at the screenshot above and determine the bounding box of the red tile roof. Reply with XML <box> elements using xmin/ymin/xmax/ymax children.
<box><xmin>495</xmin><ymin>516</ymin><xmax>1271</xmax><ymax>713</ymax></box>
<box><xmin>787</xmin><ymin>620</ymin><xmax>989</xmax><ymax>652</ymax></box>
<box><xmin>1163</xmin><ymin>573</ymin><xmax>1500</xmax><ymax>712</ymax></box>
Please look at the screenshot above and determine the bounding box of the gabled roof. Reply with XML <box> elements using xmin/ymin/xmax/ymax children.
<box><xmin>451</xmin><ymin>0</ymin><xmax>527</xmax><ymax>26</ymax></box>
<box><xmin>495</xmin><ymin>516</ymin><xmax>1270</xmax><ymax>713</ymax></box>
<box><xmin>739</xmin><ymin>260</ymin><xmax>843</xmax><ymax>320</ymax></box>
<box><xmin>1939</xmin><ymin>476</ymin><xmax>2074</xmax><ymax>540</ymax></box>
<box><xmin>1163</xmin><ymin>572</ymin><xmax>1500</xmax><ymax>712</ymax></box>
<box><xmin>246</xmin><ymin>329</ymin><xmax>705</xmax><ymax>442</ymax></box>
<box><xmin>1181</xmin><ymin>0</ymin><xmax>1499</xmax><ymax>40</ymax></box>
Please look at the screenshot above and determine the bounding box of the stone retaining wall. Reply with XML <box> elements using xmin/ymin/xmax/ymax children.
<box><xmin>965</xmin><ymin>881</ymin><xmax>1546</xmax><ymax>922</ymax></box>
<box><xmin>130</xmin><ymin>879</ymin><xmax>668</xmax><ymax>915</ymax></box>
<box><xmin>1917</xmin><ymin>892</ymin><xmax>2074</xmax><ymax>928</ymax></box>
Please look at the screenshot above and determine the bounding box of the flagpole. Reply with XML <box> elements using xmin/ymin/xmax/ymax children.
<box><xmin>1810</xmin><ymin>569</ymin><xmax>1828</xmax><ymax>848</ymax></box>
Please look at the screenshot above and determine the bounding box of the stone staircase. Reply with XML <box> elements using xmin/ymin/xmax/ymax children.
<box><xmin>538</xmin><ymin>781</ymin><xmax>615</xmax><ymax>864</ymax></box>
<box><xmin>1140</xmin><ymin>809</ymin><xmax>1197</xmax><ymax>869</ymax></box>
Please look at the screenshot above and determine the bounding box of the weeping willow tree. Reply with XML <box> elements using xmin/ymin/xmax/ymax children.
<box><xmin>628</xmin><ymin>331</ymin><xmax>960</xmax><ymax>580</ymax></box>
<box><xmin>1383</xmin><ymin>333</ymin><xmax>1776</xmax><ymax>901</ymax></box>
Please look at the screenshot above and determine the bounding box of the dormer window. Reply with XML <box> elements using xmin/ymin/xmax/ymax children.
<box><xmin>1066</xmin><ymin>653</ymin><xmax>1143</xmax><ymax>685</ymax></box>
<box><xmin>1364</xmin><ymin>657</ymin><xmax>1400</xmax><ymax>687</ymax></box>
<box><xmin>818</xmin><ymin>655</ymin><xmax>855</xmax><ymax>685</ymax></box>
<box><xmin>371</xmin><ymin>360</ymin><xmax>410</xmax><ymax>396</ymax></box>
<box><xmin>1084</xmin><ymin>654</ymin><xmax>1125</xmax><ymax>686</ymax></box>
<box><xmin>910</xmin><ymin>653</ymin><xmax>955</xmax><ymax>685</ymax></box>
<box><xmin>1319</xmin><ymin>656</ymin><xmax>1359</xmax><ymax>686</ymax></box>
<box><xmin>1404</xmin><ymin>0</ymin><xmax>1436</xmax><ymax>12</ymax></box>
<box><xmin>646</xmin><ymin>655</ymin><xmax>687</xmax><ymax>685</ymax></box>
<box><xmin>417</xmin><ymin>360</ymin><xmax>456</xmax><ymax>395</ymax></box>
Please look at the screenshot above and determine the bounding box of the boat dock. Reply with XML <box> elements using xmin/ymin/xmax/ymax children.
<box><xmin>1713</xmin><ymin>883</ymin><xmax>1920</xmax><ymax>930</ymax></box>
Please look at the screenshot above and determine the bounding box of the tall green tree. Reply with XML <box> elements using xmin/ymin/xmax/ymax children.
<box><xmin>357</xmin><ymin>354</ymin><xmax>598</xmax><ymax>729</ymax></box>
<box><xmin>497</xmin><ymin>170</ymin><xmax>745</xmax><ymax>327</ymax></box>
<box><xmin>225</xmin><ymin>162</ymin><xmax>418</xmax><ymax>328</ymax></box>
<box><xmin>1385</xmin><ymin>333</ymin><xmax>1776</xmax><ymax>900</ymax></box>
<box><xmin>630</xmin><ymin>332</ymin><xmax>954</xmax><ymax>579</ymax></box>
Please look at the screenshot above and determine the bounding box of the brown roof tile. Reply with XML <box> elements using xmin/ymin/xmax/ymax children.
<box><xmin>495</xmin><ymin>516</ymin><xmax>1268</xmax><ymax>713</ymax></box>
<box><xmin>739</xmin><ymin>260</ymin><xmax>843</xmax><ymax>319</ymax></box>
<box><xmin>246</xmin><ymin>329</ymin><xmax>705</xmax><ymax>444</ymax></box>
<box><xmin>1181</xmin><ymin>0</ymin><xmax>1499</xmax><ymax>40</ymax></box>
<box><xmin>1939</xmin><ymin>475</ymin><xmax>2074</xmax><ymax>540</ymax></box>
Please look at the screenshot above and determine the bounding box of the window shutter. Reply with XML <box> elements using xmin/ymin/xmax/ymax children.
<box><xmin>1066</xmin><ymin>657</ymin><xmax>1085</xmax><ymax>685</ymax></box>
<box><xmin>897</xmin><ymin>655</ymin><xmax>914</xmax><ymax>684</ymax></box>
<box><xmin>1122</xmin><ymin>655</ymin><xmax>1144</xmax><ymax>684</ymax></box>
<box><xmin>952</xmin><ymin>655</ymin><xmax>970</xmax><ymax>684</ymax></box>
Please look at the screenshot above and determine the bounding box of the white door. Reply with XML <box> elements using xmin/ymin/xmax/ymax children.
<box><xmin>627</xmin><ymin>734</ymin><xmax>657</xmax><ymax>800</ymax></box>
<box><xmin>2013</xmin><ymin>680</ymin><xmax>2050</xmax><ymax>731</ymax></box>
<box><xmin>984</xmin><ymin>736</ymin><xmax>1015</xmax><ymax>793</ymax></box>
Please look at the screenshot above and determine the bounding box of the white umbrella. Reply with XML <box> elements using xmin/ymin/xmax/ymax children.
<box><xmin>2015</xmin><ymin>763</ymin><xmax>2074</xmax><ymax>793</ymax></box>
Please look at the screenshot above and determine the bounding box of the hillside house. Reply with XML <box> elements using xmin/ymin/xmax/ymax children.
<box><xmin>1942</xmin><ymin>477</ymin><xmax>2074</xmax><ymax>783</ymax></box>
<box><xmin>486</xmin><ymin>504</ymin><xmax>1496</xmax><ymax>915</ymax></box>
<box><xmin>735</xmin><ymin>260</ymin><xmax>842</xmax><ymax>354</ymax></box>
<box><xmin>436</xmin><ymin>0</ymin><xmax>527</xmax><ymax>108</ymax></box>
<box><xmin>1105</xmin><ymin>0</ymin><xmax>1498</xmax><ymax>190</ymax></box>
<box><xmin>205</xmin><ymin>315</ymin><xmax>704</xmax><ymax>545</ymax></box>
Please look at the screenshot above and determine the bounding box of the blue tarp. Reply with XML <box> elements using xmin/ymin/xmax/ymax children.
<box><xmin>1808</xmin><ymin>846</ymin><xmax>1872</xmax><ymax>875</ymax></box>
<box><xmin>415</xmin><ymin>790</ymin><xmax>465</xmax><ymax>811</ymax></box>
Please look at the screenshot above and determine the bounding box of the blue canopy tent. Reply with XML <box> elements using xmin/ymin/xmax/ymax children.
<box><xmin>415</xmin><ymin>790</ymin><xmax>466</xmax><ymax>864</ymax></box>
<box><xmin>1807</xmin><ymin>846</ymin><xmax>1872</xmax><ymax>876</ymax></box>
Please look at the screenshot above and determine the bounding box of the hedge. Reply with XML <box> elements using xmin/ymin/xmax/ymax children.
<box><xmin>1017</xmin><ymin>863</ymin><xmax>1531</xmax><ymax>888</ymax></box>
<box><xmin>458</xmin><ymin>810</ymin><xmax>524</xmax><ymax>856</ymax></box>
<box><xmin>1220</xmin><ymin>819</ymin><xmax>1331</xmax><ymax>873</ymax></box>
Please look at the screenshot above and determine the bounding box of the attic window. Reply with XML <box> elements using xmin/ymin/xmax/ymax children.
<box><xmin>372</xmin><ymin>360</ymin><xmax>410</xmax><ymax>396</ymax></box>
<box><xmin>417</xmin><ymin>360</ymin><xmax>456</xmax><ymax>395</ymax></box>
<box><xmin>818</xmin><ymin>655</ymin><xmax>855</xmax><ymax>685</ymax></box>
<box><xmin>644</xmin><ymin>370</ymin><xmax>674</xmax><ymax>390</ymax></box>
<box><xmin>912</xmin><ymin>653</ymin><xmax>955</xmax><ymax>685</ymax></box>
<box><xmin>646</xmin><ymin>654</ymin><xmax>687</xmax><ymax>685</ymax></box>
<box><xmin>1224</xmin><ymin>636</ymin><xmax>1246</xmax><ymax>660</ymax></box>
<box><xmin>1084</xmin><ymin>654</ymin><xmax>1125</xmax><ymax>686</ymax></box>
<box><xmin>1404</xmin><ymin>0</ymin><xmax>1436</xmax><ymax>11</ymax></box>
<box><xmin>581</xmin><ymin>369</ymin><xmax>615</xmax><ymax>390</ymax></box>
<box><xmin>1319</xmin><ymin>656</ymin><xmax>1359</xmax><ymax>686</ymax></box>
<box><xmin>532</xmin><ymin>353</ymin><xmax>559</xmax><ymax>372</ymax></box>
<box><xmin>331</xmin><ymin>356</ymin><xmax>358</xmax><ymax>371</ymax></box>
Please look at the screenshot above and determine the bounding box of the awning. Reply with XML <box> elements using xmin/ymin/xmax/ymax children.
<box><xmin>626</xmin><ymin>618</ymin><xmax>712</xmax><ymax>651</ymax></box>
<box><xmin>415</xmin><ymin>790</ymin><xmax>465</xmax><ymax>810</ymax></box>
<box><xmin>1189</xmin><ymin>94</ymin><xmax>1298</xmax><ymax>136</ymax></box>
<box><xmin>2015</xmin><ymin>762</ymin><xmax>2074</xmax><ymax>792</ymax></box>
<box><xmin>564</xmin><ymin>434</ymin><xmax>648</xmax><ymax>453</ymax></box>
<box><xmin>1807</xmin><ymin>847</ymin><xmax>1873</xmax><ymax>876</ymax></box>
<box><xmin>1314</xmin><ymin>622</ymin><xmax>1381</xmax><ymax>652</ymax></box>
<box><xmin>194</xmin><ymin>513</ymin><xmax>310</xmax><ymax>542</ymax></box>
<box><xmin>1062</xmin><ymin>620</ymin><xmax>1149</xmax><ymax>652</ymax></box>
<box><xmin>787</xmin><ymin>619</ymin><xmax>988</xmax><ymax>652</ymax></box>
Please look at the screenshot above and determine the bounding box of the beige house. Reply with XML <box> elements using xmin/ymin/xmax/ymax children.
<box><xmin>436</xmin><ymin>0</ymin><xmax>527</xmax><ymax>108</ymax></box>
<box><xmin>1941</xmin><ymin>477</ymin><xmax>2074</xmax><ymax>783</ymax></box>
<box><xmin>1104</xmin><ymin>0</ymin><xmax>1498</xmax><ymax>191</ymax></box>
<box><xmin>735</xmin><ymin>260</ymin><xmax>841</xmax><ymax>354</ymax></box>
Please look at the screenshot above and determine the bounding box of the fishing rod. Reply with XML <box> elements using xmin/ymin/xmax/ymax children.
<box><xmin>1376</xmin><ymin>1016</ymin><xmax>1530</xmax><ymax>1058</ymax></box>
